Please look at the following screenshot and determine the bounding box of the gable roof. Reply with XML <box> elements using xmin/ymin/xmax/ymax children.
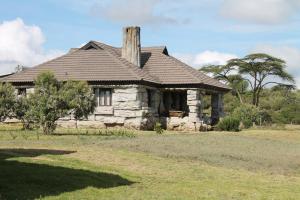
<box><xmin>2</xmin><ymin>41</ymin><xmax>230</xmax><ymax>91</ymax></box>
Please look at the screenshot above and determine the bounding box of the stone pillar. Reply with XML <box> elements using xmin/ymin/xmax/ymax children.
<box><xmin>211</xmin><ymin>93</ymin><xmax>224</xmax><ymax>125</ymax></box>
<box><xmin>187</xmin><ymin>89</ymin><xmax>201</xmax><ymax>123</ymax></box>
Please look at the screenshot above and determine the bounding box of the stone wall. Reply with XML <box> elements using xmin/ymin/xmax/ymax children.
<box><xmin>13</xmin><ymin>85</ymin><xmax>224</xmax><ymax>131</ymax></box>
<box><xmin>58</xmin><ymin>85</ymin><xmax>160</xmax><ymax>130</ymax></box>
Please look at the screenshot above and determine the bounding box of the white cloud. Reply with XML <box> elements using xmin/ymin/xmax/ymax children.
<box><xmin>252</xmin><ymin>45</ymin><xmax>300</xmax><ymax>88</ymax></box>
<box><xmin>220</xmin><ymin>0</ymin><xmax>300</xmax><ymax>24</ymax></box>
<box><xmin>174</xmin><ymin>51</ymin><xmax>237</xmax><ymax>67</ymax></box>
<box><xmin>90</xmin><ymin>0</ymin><xmax>182</xmax><ymax>25</ymax></box>
<box><xmin>0</xmin><ymin>18</ymin><xmax>64</xmax><ymax>75</ymax></box>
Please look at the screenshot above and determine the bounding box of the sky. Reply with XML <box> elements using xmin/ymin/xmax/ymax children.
<box><xmin>0</xmin><ymin>0</ymin><xmax>299</xmax><ymax>87</ymax></box>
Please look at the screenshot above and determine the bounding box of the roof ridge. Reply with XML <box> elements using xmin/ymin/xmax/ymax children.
<box><xmin>93</xmin><ymin>41</ymin><xmax>160</xmax><ymax>83</ymax></box>
<box><xmin>93</xmin><ymin>42</ymin><xmax>142</xmax><ymax>81</ymax></box>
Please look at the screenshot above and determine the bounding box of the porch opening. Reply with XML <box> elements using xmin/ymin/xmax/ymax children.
<box><xmin>162</xmin><ymin>90</ymin><xmax>188</xmax><ymax>117</ymax></box>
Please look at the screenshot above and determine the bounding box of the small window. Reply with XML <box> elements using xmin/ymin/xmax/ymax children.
<box><xmin>17</xmin><ymin>88</ymin><xmax>26</xmax><ymax>96</ymax></box>
<box><xmin>94</xmin><ymin>88</ymin><xmax>112</xmax><ymax>106</ymax></box>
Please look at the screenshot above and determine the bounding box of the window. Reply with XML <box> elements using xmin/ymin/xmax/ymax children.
<box><xmin>93</xmin><ymin>88</ymin><xmax>112</xmax><ymax>106</ymax></box>
<box><xmin>17</xmin><ymin>88</ymin><xmax>26</xmax><ymax>97</ymax></box>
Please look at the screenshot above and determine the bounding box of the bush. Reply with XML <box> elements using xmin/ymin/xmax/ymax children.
<box><xmin>26</xmin><ymin>72</ymin><xmax>95</xmax><ymax>134</ymax></box>
<box><xmin>0</xmin><ymin>83</ymin><xmax>16</xmax><ymax>122</ymax></box>
<box><xmin>217</xmin><ymin>116</ymin><xmax>240</xmax><ymax>132</ymax></box>
<box><xmin>257</xmin><ymin>110</ymin><xmax>273</xmax><ymax>125</ymax></box>
<box><xmin>154</xmin><ymin>122</ymin><xmax>164</xmax><ymax>134</ymax></box>
<box><xmin>232</xmin><ymin>104</ymin><xmax>259</xmax><ymax>128</ymax></box>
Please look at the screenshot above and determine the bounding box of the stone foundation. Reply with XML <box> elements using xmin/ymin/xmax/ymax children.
<box><xmin>15</xmin><ymin>85</ymin><xmax>224</xmax><ymax>131</ymax></box>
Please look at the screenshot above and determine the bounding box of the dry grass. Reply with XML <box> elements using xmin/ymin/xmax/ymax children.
<box><xmin>0</xmin><ymin>125</ymin><xmax>300</xmax><ymax>199</ymax></box>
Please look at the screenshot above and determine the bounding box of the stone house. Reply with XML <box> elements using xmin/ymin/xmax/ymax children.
<box><xmin>2</xmin><ymin>27</ymin><xmax>230</xmax><ymax>131</ymax></box>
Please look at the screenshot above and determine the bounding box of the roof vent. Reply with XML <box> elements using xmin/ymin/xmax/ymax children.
<box><xmin>122</xmin><ymin>26</ymin><xmax>141</xmax><ymax>68</ymax></box>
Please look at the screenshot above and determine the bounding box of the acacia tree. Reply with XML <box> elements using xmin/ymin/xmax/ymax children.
<box><xmin>61</xmin><ymin>80</ymin><xmax>95</xmax><ymax>128</ymax></box>
<box><xmin>200</xmin><ymin>53</ymin><xmax>295</xmax><ymax>107</ymax></box>
<box><xmin>0</xmin><ymin>83</ymin><xmax>16</xmax><ymax>122</ymax></box>
<box><xmin>228</xmin><ymin>53</ymin><xmax>295</xmax><ymax>106</ymax></box>
<box><xmin>200</xmin><ymin>64</ymin><xmax>248</xmax><ymax>103</ymax></box>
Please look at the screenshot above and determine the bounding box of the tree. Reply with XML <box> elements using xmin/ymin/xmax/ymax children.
<box><xmin>260</xmin><ymin>87</ymin><xmax>300</xmax><ymax>124</ymax></box>
<box><xmin>200</xmin><ymin>54</ymin><xmax>295</xmax><ymax>107</ymax></box>
<box><xmin>27</xmin><ymin>72</ymin><xmax>68</xmax><ymax>134</ymax></box>
<box><xmin>200</xmin><ymin>64</ymin><xmax>248</xmax><ymax>103</ymax></box>
<box><xmin>227</xmin><ymin>53</ymin><xmax>295</xmax><ymax>106</ymax></box>
<box><xmin>0</xmin><ymin>83</ymin><xmax>16</xmax><ymax>122</ymax></box>
<box><xmin>61</xmin><ymin>80</ymin><xmax>95</xmax><ymax>128</ymax></box>
<box><xmin>14</xmin><ymin>96</ymin><xmax>33</xmax><ymax>129</ymax></box>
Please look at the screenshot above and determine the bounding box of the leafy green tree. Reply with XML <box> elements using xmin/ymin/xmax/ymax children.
<box><xmin>14</xmin><ymin>96</ymin><xmax>34</xmax><ymax>129</ymax></box>
<box><xmin>0</xmin><ymin>83</ymin><xmax>16</xmax><ymax>122</ymax></box>
<box><xmin>200</xmin><ymin>54</ymin><xmax>295</xmax><ymax>107</ymax></box>
<box><xmin>200</xmin><ymin>65</ymin><xmax>248</xmax><ymax>103</ymax></box>
<box><xmin>227</xmin><ymin>53</ymin><xmax>295</xmax><ymax>106</ymax></box>
<box><xmin>61</xmin><ymin>80</ymin><xmax>95</xmax><ymax>128</ymax></box>
<box><xmin>27</xmin><ymin>72</ymin><xmax>67</xmax><ymax>134</ymax></box>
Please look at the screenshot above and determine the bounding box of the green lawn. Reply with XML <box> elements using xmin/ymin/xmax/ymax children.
<box><xmin>0</xmin><ymin>125</ymin><xmax>300</xmax><ymax>199</ymax></box>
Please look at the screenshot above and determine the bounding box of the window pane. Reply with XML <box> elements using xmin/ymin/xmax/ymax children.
<box><xmin>105</xmin><ymin>90</ymin><xmax>111</xmax><ymax>106</ymax></box>
<box><xmin>94</xmin><ymin>88</ymin><xmax>112</xmax><ymax>106</ymax></box>
<box><xmin>104</xmin><ymin>91</ymin><xmax>107</xmax><ymax>106</ymax></box>
<box><xmin>94</xmin><ymin>88</ymin><xmax>99</xmax><ymax>107</ymax></box>
<box><xmin>100</xmin><ymin>91</ymin><xmax>105</xmax><ymax>106</ymax></box>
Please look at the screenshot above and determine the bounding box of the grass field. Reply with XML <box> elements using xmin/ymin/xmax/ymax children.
<box><xmin>0</xmin><ymin>125</ymin><xmax>300</xmax><ymax>199</ymax></box>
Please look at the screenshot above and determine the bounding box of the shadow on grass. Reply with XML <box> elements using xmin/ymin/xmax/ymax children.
<box><xmin>0</xmin><ymin>149</ymin><xmax>134</xmax><ymax>200</ymax></box>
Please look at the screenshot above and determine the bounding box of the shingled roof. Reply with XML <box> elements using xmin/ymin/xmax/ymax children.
<box><xmin>2</xmin><ymin>41</ymin><xmax>230</xmax><ymax>91</ymax></box>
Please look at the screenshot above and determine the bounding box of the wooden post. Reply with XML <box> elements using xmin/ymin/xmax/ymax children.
<box><xmin>122</xmin><ymin>26</ymin><xmax>141</xmax><ymax>67</ymax></box>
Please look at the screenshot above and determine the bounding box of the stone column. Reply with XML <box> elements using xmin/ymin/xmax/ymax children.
<box><xmin>211</xmin><ymin>93</ymin><xmax>224</xmax><ymax>125</ymax></box>
<box><xmin>187</xmin><ymin>89</ymin><xmax>201</xmax><ymax>123</ymax></box>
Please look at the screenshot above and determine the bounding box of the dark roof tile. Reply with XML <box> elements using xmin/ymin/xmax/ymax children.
<box><xmin>3</xmin><ymin>41</ymin><xmax>230</xmax><ymax>91</ymax></box>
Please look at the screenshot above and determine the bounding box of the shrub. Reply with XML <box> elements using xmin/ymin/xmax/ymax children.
<box><xmin>0</xmin><ymin>83</ymin><xmax>16</xmax><ymax>122</ymax></box>
<box><xmin>154</xmin><ymin>122</ymin><xmax>164</xmax><ymax>134</ymax></box>
<box><xmin>21</xmin><ymin>131</ymin><xmax>30</xmax><ymax>140</ymax></box>
<box><xmin>26</xmin><ymin>72</ymin><xmax>95</xmax><ymax>134</ymax></box>
<box><xmin>61</xmin><ymin>80</ymin><xmax>95</xmax><ymax>128</ymax></box>
<box><xmin>257</xmin><ymin>110</ymin><xmax>273</xmax><ymax>126</ymax></box>
<box><xmin>232</xmin><ymin>104</ymin><xmax>259</xmax><ymax>128</ymax></box>
<box><xmin>9</xmin><ymin>131</ymin><xmax>18</xmax><ymax>140</ymax></box>
<box><xmin>14</xmin><ymin>96</ymin><xmax>34</xmax><ymax>130</ymax></box>
<box><xmin>217</xmin><ymin>116</ymin><xmax>240</xmax><ymax>132</ymax></box>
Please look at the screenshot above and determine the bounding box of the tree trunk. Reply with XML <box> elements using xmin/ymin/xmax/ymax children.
<box><xmin>236</xmin><ymin>91</ymin><xmax>244</xmax><ymax>104</ymax></box>
<box><xmin>252</xmin><ymin>90</ymin><xmax>257</xmax><ymax>105</ymax></box>
<box><xmin>255</xmin><ymin>87</ymin><xmax>263</xmax><ymax>107</ymax></box>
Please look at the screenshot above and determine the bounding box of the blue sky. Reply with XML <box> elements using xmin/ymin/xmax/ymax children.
<box><xmin>0</xmin><ymin>0</ymin><xmax>300</xmax><ymax>87</ymax></box>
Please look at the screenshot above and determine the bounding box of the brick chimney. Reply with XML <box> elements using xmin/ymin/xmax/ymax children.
<box><xmin>122</xmin><ymin>26</ymin><xmax>141</xmax><ymax>67</ymax></box>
